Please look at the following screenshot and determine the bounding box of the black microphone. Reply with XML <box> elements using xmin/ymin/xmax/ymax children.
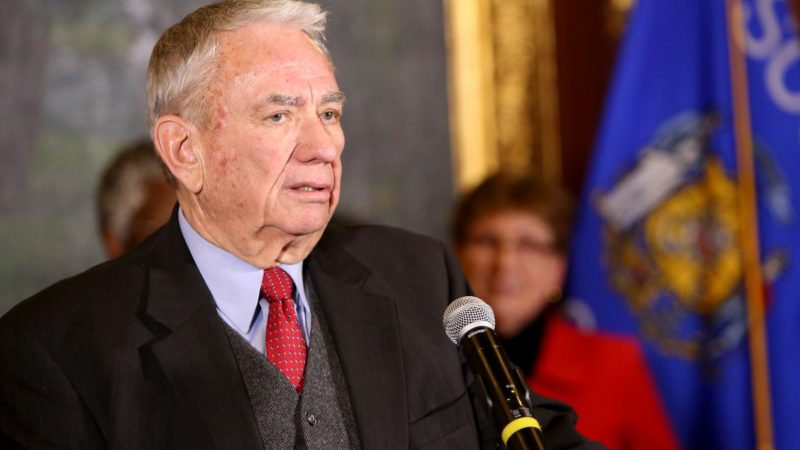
<box><xmin>443</xmin><ymin>296</ymin><xmax>546</xmax><ymax>450</ymax></box>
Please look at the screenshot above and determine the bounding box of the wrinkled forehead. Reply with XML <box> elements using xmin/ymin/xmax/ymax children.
<box><xmin>208</xmin><ymin>25</ymin><xmax>336</xmax><ymax>104</ymax></box>
<box><xmin>215</xmin><ymin>22</ymin><xmax>333</xmax><ymax>74</ymax></box>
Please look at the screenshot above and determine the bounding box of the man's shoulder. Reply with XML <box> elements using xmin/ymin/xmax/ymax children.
<box><xmin>320</xmin><ymin>223</ymin><xmax>444</xmax><ymax>256</ymax></box>
<box><xmin>316</xmin><ymin>223</ymin><xmax>460</xmax><ymax>279</ymax></box>
<box><xmin>1</xmin><ymin>245</ymin><xmax>150</xmax><ymax>338</ymax></box>
<box><xmin>313</xmin><ymin>224</ymin><xmax>469</xmax><ymax>309</ymax></box>
<box><xmin>2</xmin><ymin>219</ymin><xmax>179</xmax><ymax>327</ymax></box>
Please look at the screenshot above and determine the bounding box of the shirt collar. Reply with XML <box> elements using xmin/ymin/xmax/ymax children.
<box><xmin>178</xmin><ymin>208</ymin><xmax>306</xmax><ymax>334</ymax></box>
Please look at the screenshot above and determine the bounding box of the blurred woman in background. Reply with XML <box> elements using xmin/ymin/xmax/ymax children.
<box><xmin>451</xmin><ymin>172</ymin><xmax>680</xmax><ymax>450</ymax></box>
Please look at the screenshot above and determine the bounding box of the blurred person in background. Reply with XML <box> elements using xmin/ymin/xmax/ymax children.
<box><xmin>97</xmin><ymin>139</ymin><xmax>176</xmax><ymax>258</ymax></box>
<box><xmin>452</xmin><ymin>172</ymin><xmax>680</xmax><ymax>450</ymax></box>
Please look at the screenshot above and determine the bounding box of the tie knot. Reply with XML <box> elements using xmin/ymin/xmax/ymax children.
<box><xmin>260</xmin><ymin>267</ymin><xmax>294</xmax><ymax>304</ymax></box>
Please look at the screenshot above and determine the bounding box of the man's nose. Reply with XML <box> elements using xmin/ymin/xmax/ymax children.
<box><xmin>296</xmin><ymin>116</ymin><xmax>341</xmax><ymax>163</ymax></box>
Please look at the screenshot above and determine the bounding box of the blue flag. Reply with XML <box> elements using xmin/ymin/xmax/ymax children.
<box><xmin>565</xmin><ymin>0</ymin><xmax>800</xmax><ymax>449</ymax></box>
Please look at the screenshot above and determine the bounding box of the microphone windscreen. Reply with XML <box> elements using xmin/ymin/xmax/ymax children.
<box><xmin>443</xmin><ymin>296</ymin><xmax>496</xmax><ymax>344</ymax></box>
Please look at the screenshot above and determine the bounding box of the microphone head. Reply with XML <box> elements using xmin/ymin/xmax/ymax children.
<box><xmin>443</xmin><ymin>296</ymin><xmax>496</xmax><ymax>344</ymax></box>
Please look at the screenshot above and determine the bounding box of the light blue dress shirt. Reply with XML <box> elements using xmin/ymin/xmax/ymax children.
<box><xmin>178</xmin><ymin>209</ymin><xmax>312</xmax><ymax>354</ymax></box>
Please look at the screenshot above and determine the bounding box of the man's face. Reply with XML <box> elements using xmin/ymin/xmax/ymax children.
<box><xmin>191</xmin><ymin>23</ymin><xmax>344</xmax><ymax>265</ymax></box>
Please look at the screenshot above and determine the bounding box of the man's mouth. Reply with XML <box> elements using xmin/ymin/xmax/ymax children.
<box><xmin>288</xmin><ymin>182</ymin><xmax>332</xmax><ymax>199</ymax></box>
<box><xmin>295</xmin><ymin>185</ymin><xmax>325</xmax><ymax>192</ymax></box>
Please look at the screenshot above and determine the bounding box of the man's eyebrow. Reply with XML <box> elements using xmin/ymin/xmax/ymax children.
<box><xmin>262</xmin><ymin>94</ymin><xmax>303</xmax><ymax>107</ymax></box>
<box><xmin>322</xmin><ymin>91</ymin><xmax>346</xmax><ymax>105</ymax></box>
<box><xmin>256</xmin><ymin>92</ymin><xmax>344</xmax><ymax>109</ymax></box>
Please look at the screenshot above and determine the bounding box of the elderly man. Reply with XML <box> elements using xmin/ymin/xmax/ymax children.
<box><xmin>0</xmin><ymin>1</ymin><xmax>601</xmax><ymax>449</ymax></box>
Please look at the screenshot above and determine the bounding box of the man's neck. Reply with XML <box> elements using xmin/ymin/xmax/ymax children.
<box><xmin>177</xmin><ymin>197</ymin><xmax>323</xmax><ymax>269</ymax></box>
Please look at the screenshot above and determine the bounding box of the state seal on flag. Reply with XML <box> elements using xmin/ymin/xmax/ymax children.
<box><xmin>594</xmin><ymin>112</ymin><xmax>789</xmax><ymax>361</ymax></box>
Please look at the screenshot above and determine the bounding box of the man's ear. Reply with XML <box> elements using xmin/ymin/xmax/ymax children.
<box><xmin>152</xmin><ymin>115</ymin><xmax>205</xmax><ymax>193</ymax></box>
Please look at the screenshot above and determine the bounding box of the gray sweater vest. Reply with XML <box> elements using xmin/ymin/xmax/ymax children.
<box><xmin>224</xmin><ymin>284</ymin><xmax>360</xmax><ymax>449</ymax></box>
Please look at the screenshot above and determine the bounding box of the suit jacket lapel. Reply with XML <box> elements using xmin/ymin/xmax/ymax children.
<box><xmin>141</xmin><ymin>212</ymin><xmax>263</xmax><ymax>449</ymax></box>
<box><xmin>308</xmin><ymin>231</ymin><xmax>408</xmax><ymax>449</ymax></box>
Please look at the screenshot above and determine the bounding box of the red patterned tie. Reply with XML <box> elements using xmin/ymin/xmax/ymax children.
<box><xmin>261</xmin><ymin>267</ymin><xmax>306</xmax><ymax>393</ymax></box>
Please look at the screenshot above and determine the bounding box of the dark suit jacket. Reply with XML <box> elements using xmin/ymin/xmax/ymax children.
<box><xmin>0</xmin><ymin>213</ymin><xmax>600</xmax><ymax>449</ymax></box>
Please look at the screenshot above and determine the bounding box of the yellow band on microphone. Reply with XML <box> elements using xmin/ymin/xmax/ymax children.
<box><xmin>501</xmin><ymin>417</ymin><xmax>541</xmax><ymax>445</ymax></box>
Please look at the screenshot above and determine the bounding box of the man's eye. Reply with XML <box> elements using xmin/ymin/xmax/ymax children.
<box><xmin>268</xmin><ymin>113</ymin><xmax>285</xmax><ymax>123</ymax></box>
<box><xmin>321</xmin><ymin>110</ymin><xmax>339</xmax><ymax>121</ymax></box>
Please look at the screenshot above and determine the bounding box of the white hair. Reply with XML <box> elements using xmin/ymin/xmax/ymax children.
<box><xmin>146</xmin><ymin>0</ymin><xmax>329</xmax><ymax>130</ymax></box>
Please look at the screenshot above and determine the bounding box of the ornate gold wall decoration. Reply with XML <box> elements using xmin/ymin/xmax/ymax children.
<box><xmin>446</xmin><ymin>0</ymin><xmax>637</xmax><ymax>194</ymax></box>
<box><xmin>443</xmin><ymin>0</ymin><xmax>498</xmax><ymax>192</ymax></box>
<box><xmin>445</xmin><ymin>0</ymin><xmax>561</xmax><ymax>192</ymax></box>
